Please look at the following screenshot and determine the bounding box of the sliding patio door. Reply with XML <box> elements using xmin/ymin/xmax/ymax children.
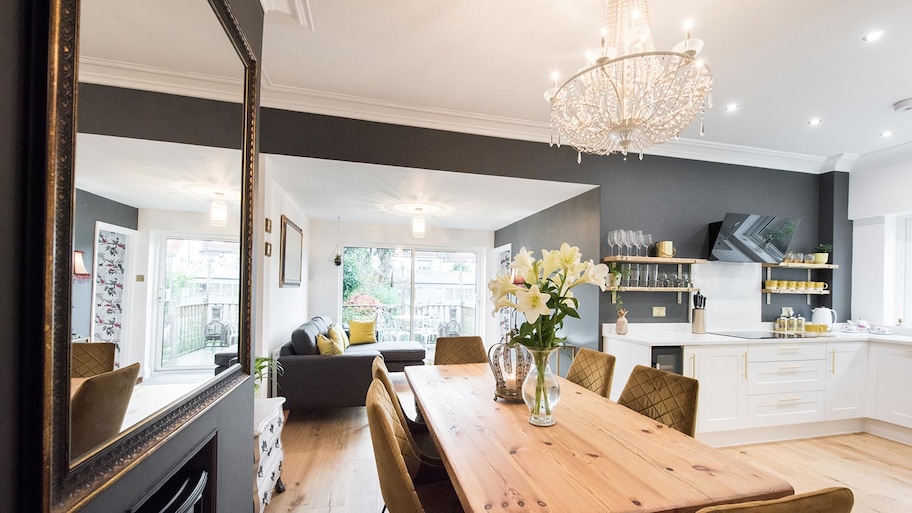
<box><xmin>341</xmin><ymin>246</ymin><xmax>480</xmax><ymax>343</ymax></box>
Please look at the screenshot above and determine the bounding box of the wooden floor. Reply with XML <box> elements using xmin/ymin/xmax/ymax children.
<box><xmin>267</xmin><ymin>374</ymin><xmax>912</xmax><ymax>513</ymax></box>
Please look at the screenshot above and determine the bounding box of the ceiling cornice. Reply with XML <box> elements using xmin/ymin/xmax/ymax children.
<box><xmin>853</xmin><ymin>140</ymin><xmax>912</xmax><ymax>171</ymax></box>
<box><xmin>259</xmin><ymin>0</ymin><xmax>314</xmax><ymax>29</ymax></box>
<box><xmin>78</xmin><ymin>56</ymin><xmax>244</xmax><ymax>104</ymax></box>
<box><xmin>78</xmin><ymin>61</ymin><xmax>841</xmax><ymax>175</ymax></box>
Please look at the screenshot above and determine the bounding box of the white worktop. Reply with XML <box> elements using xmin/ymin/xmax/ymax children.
<box><xmin>601</xmin><ymin>322</ymin><xmax>912</xmax><ymax>347</ymax></box>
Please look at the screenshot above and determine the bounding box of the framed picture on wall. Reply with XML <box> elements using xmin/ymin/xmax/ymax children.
<box><xmin>280</xmin><ymin>215</ymin><xmax>302</xmax><ymax>287</ymax></box>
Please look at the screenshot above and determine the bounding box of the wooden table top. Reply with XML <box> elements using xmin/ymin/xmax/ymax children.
<box><xmin>405</xmin><ymin>363</ymin><xmax>794</xmax><ymax>513</ymax></box>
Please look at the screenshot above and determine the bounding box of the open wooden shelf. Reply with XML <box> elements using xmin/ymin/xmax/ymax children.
<box><xmin>761</xmin><ymin>262</ymin><xmax>839</xmax><ymax>270</ymax></box>
<box><xmin>603</xmin><ymin>256</ymin><xmax>708</xmax><ymax>265</ymax></box>
<box><xmin>761</xmin><ymin>289</ymin><xmax>830</xmax><ymax>295</ymax></box>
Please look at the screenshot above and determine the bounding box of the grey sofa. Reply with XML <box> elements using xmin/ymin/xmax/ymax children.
<box><xmin>276</xmin><ymin>315</ymin><xmax>425</xmax><ymax>409</ymax></box>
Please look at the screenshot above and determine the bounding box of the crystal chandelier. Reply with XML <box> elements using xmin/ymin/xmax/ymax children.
<box><xmin>545</xmin><ymin>0</ymin><xmax>713</xmax><ymax>161</ymax></box>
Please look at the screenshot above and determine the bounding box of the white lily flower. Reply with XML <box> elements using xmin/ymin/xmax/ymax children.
<box><xmin>540</xmin><ymin>248</ymin><xmax>561</xmax><ymax>278</ymax></box>
<box><xmin>515</xmin><ymin>284</ymin><xmax>551</xmax><ymax>323</ymax></box>
<box><xmin>557</xmin><ymin>243</ymin><xmax>582</xmax><ymax>268</ymax></box>
<box><xmin>588</xmin><ymin>262</ymin><xmax>611</xmax><ymax>291</ymax></box>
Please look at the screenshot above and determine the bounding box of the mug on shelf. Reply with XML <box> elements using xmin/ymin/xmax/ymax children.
<box><xmin>777</xmin><ymin>280</ymin><xmax>789</xmax><ymax>289</ymax></box>
<box><xmin>797</xmin><ymin>281</ymin><xmax>810</xmax><ymax>291</ymax></box>
<box><xmin>764</xmin><ymin>279</ymin><xmax>778</xmax><ymax>290</ymax></box>
<box><xmin>786</xmin><ymin>280</ymin><xmax>798</xmax><ymax>290</ymax></box>
<box><xmin>656</xmin><ymin>240</ymin><xmax>676</xmax><ymax>258</ymax></box>
<box><xmin>814</xmin><ymin>282</ymin><xmax>829</xmax><ymax>290</ymax></box>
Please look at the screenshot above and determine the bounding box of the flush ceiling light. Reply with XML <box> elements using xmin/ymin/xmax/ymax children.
<box><xmin>545</xmin><ymin>0</ymin><xmax>713</xmax><ymax>161</ymax></box>
<box><xmin>210</xmin><ymin>192</ymin><xmax>227</xmax><ymax>227</ymax></box>
<box><xmin>724</xmin><ymin>103</ymin><xmax>739</xmax><ymax>112</ymax></box>
<box><xmin>412</xmin><ymin>212</ymin><xmax>426</xmax><ymax>239</ymax></box>
<box><xmin>881</xmin><ymin>130</ymin><xmax>894</xmax><ymax>137</ymax></box>
<box><xmin>808</xmin><ymin>118</ymin><xmax>823</xmax><ymax>126</ymax></box>
<box><xmin>862</xmin><ymin>30</ymin><xmax>885</xmax><ymax>42</ymax></box>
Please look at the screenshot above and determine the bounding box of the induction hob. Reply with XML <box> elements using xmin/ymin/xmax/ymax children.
<box><xmin>707</xmin><ymin>330</ymin><xmax>807</xmax><ymax>339</ymax></box>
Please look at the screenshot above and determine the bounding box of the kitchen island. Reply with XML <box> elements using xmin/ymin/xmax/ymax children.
<box><xmin>603</xmin><ymin>324</ymin><xmax>912</xmax><ymax>447</ymax></box>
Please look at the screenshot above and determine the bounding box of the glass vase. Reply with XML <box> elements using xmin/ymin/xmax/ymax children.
<box><xmin>522</xmin><ymin>347</ymin><xmax>561</xmax><ymax>427</ymax></box>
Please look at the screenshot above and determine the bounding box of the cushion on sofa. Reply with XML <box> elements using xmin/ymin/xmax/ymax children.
<box><xmin>311</xmin><ymin>315</ymin><xmax>332</xmax><ymax>335</ymax></box>
<box><xmin>349</xmin><ymin>319</ymin><xmax>377</xmax><ymax>344</ymax></box>
<box><xmin>329</xmin><ymin>323</ymin><xmax>350</xmax><ymax>349</ymax></box>
<box><xmin>346</xmin><ymin>340</ymin><xmax>425</xmax><ymax>362</ymax></box>
<box><xmin>290</xmin><ymin>321</ymin><xmax>321</xmax><ymax>355</ymax></box>
<box><xmin>317</xmin><ymin>333</ymin><xmax>344</xmax><ymax>355</ymax></box>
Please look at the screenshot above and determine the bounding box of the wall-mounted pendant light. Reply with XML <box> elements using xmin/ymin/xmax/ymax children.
<box><xmin>73</xmin><ymin>250</ymin><xmax>91</xmax><ymax>282</ymax></box>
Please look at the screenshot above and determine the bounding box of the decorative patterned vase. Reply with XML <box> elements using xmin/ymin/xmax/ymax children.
<box><xmin>488</xmin><ymin>340</ymin><xmax>533</xmax><ymax>402</ymax></box>
<box><xmin>522</xmin><ymin>347</ymin><xmax>561</xmax><ymax>427</ymax></box>
<box><xmin>615</xmin><ymin>310</ymin><xmax>629</xmax><ymax>335</ymax></box>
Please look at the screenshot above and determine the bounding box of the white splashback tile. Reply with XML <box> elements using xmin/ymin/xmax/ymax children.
<box><xmin>692</xmin><ymin>261</ymin><xmax>763</xmax><ymax>330</ymax></box>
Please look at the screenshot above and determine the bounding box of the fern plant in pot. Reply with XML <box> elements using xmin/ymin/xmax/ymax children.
<box><xmin>254</xmin><ymin>356</ymin><xmax>284</xmax><ymax>395</ymax></box>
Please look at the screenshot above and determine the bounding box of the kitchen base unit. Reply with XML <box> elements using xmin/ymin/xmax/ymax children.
<box><xmin>603</xmin><ymin>325</ymin><xmax>912</xmax><ymax>447</ymax></box>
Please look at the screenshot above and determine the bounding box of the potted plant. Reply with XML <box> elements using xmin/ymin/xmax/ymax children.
<box><xmin>813</xmin><ymin>243</ymin><xmax>832</xmax><ymax>264</ymax></box>
<box><xmin>254</xmin><ymin>355</ymin><xmax>284</xmax><ymax>394</ymax></box>
<box><xmin>608</xmin><ymin>262</ymin><xmax>623</xmax><ymax>289</ymax></box>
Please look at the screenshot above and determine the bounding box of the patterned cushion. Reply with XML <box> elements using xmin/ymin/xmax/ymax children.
<box><xmin>618</xmin><ymin>364</ymin><xmax>699</xmax><ymax>437</ymax></box>
<box><xmin>565</xmin><ymin>348</ymin><xmax>616</xmax><ymax>397</ymax></box>
<box><xmin>434</xmin><ymin>336</ymin><xmax>487</xmax><ymax>365</ymax></box>
<box><xmin>695</xmin><ymin>487</ymin><xmax>854</xmax><ymax>513</ymax></box>
<box><xmin>71</xmin><ymin>342</ymin><xmax>116</xmax><ymax>378</ymax></box>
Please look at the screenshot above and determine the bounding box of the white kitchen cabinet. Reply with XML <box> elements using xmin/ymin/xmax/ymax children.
<box><xmin>691</xmin><ymin>344</ymin><xmax>748</xmax><ymax>433</ymax></box>
<box><xmin>825</xmin><ymin>341</ymin><xmax>867</xmax><ymax>421</ymax></box>
<box><xmin>876</xmin><ymin>343</ymin><xmax>912</xmax><ymax>429</ymax></box>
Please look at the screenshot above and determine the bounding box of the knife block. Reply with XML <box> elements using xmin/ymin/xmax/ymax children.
<box><xmin>692</xmin><ymin>309</ymin><xmax>706</xmax><ymax>334</ymax></box>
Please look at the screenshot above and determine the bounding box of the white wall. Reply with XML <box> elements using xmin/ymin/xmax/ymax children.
<box><xmin>307</xmin><ymin>218</ymin><xmax>499</xmax><ymax>345</ymax></box>
<box><xmin>128</xmin><ymin>208</ymin><xmax>241</xmax><ymax>380</ymax></box>
<box><xmin>255</xmin><ymin>159</ymin><xmax>310</xmax><ymax>359</ymax></box>
<box><xmin>849</xmin><ymin>151</ymin><xmax>912</xmax><ymax>325</ymax></box>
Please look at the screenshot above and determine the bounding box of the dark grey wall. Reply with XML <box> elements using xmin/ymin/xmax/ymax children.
<box><xmin>818</xmin><ymin>172</ymin><xmax>853</xmax><ymax>320</ymax></box>
<box><xmin>72</xmin><ymin>189</ymin><xmax>139</xmax><ymax>338</ymax></box>
<box><xmin>260</xmin><ymin>108</ymin><xmax>850</xmax><ymax>325</ymax></box>
<box><xmin>495</xmin><ymin>189</ymin><xmax>601</xmax><ymax>373</ymax></box>
<box><xmin>4</xmin><ymin>0</ymin><xmax>263</xmax><ymax>511</ymax></box>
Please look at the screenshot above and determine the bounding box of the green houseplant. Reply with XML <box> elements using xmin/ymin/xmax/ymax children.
<box><xmin>813</xmin><ymin>243</ymin><xmax>832</xmax><ymax>264</ymax></box>
<box><xmin>254</xmin><ymin>356</ymin><xmax>284</xmax><ymax>394</ymax></box>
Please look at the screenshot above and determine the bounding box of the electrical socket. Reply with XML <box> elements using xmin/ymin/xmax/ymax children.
<box><xmin>652</xmin><ymin>306</ymin><xmax>666</xmax><ymax>317</ymax></box>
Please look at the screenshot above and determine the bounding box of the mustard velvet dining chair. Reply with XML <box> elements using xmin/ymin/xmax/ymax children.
<box><xmin>365</xmin><ymin>380</ymin><xmax>463</xmax><ymax>513</ymax></box>
<box><xmin>695</xmin><ymin>486</ymin><xmax>854</xmax><ymax>513</ymax></box>
<box><xmin>617</xmin><ymin>364</ymin><xmax>699</xmax><ymax>437</ymax></box>
<box><xmin>70</xmin><ymin>362</ymin><xmax>141</xmax><ymax>457</ymax></box>
<box><xmin>71</xmin><ymin>341</ymin><xmax>116</xmax><ymax>377</ymax></box>
<box><xmin>433</xmin><ymin>336</ymin><xmax>487</xmax><ymax>365</ymax></box>
<box><xmin>565</xmin><ymin>348</ymin><xmax>616</xmax><ymax>398</ymax></box>
<box><xmin>371</xmin><ymin>357</ymin><xmax>446</xmax><ymax>482</ymax></box>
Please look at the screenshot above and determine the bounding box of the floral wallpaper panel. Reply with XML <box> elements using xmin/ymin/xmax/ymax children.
<box><xmin>94</xmin><ymin>228</ymin><xmax>127</xmax><ymax>367</ymax></box>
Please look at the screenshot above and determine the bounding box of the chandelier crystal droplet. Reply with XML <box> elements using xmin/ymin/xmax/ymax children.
<box><xmin>545</xmin><ymin>0</ymin><xmax>713</xmax><ymax>159</ymax></box>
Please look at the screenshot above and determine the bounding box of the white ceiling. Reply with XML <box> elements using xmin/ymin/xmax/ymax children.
<box><xmin>75</xmin><ymin>0</ymin><xmax>912</xmax><ymax>230</ymax></box>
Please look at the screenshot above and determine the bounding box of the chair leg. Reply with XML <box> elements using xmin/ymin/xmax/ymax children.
<box><xmin>381</xmin><ymin>505</ymin><xmax>387</xmax><ymax>513</ymax></box>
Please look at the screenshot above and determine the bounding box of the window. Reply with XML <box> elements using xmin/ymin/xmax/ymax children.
<box><xmin>341</xmin><ymin>246</ymin><xmax>480</xmax><ymax>342</ymax></box>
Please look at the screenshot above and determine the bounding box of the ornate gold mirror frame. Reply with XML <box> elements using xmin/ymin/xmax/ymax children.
<box><xmin>43</xmin><ymin>0</ymin><xmax>257</xmax><ymax>511</ymax></box>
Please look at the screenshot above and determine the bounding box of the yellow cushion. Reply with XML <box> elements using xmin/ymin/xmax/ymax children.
<box><xmin>317</xmin><ymin>333</ymin><xmax>343</xmax><ymax>355</ymax></box>
<box><xmin>349</xmin><ymin>319</ymin><xmax>377</xmax><ymax>344</ymax></box>
<box><xmin>329</xmin><ymin>323</ymin><xmax>350</xmax><ymax>349</ymax></box>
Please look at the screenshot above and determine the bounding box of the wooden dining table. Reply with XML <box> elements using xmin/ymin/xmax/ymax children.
<box><xmin>405</xmin><ymin>363</ymin><xmax>794</xmax><ymax>513</ymax></box>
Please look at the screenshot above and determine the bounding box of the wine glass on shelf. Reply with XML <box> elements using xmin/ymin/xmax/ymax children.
<box><xmin>643</xmin><ymin>233</ymin><xmax>653</xmax><ymax>257</ymax></box>
<box><xmin>625</xmin><ymin>229</ymin><xmax>636</xmax><ymax>257</ymax></box>
<box><xmin>634</xmin><ymin>230</ymin><xmax>645</xmax><ymax>257</ymax></box>
<box><xmin>607</xmin><ymin>230</ymin><xmax>618</xmax><ymax>257</ymax></box>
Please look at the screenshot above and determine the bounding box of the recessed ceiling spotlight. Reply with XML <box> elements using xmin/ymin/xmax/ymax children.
<box><xmin>724</xmin><ymin>103</ymin><xmax>739</xmax><ymax>112</ymax></box>
<box><xmin>881</xmin><ymin>131</ymin><xmax>894</xmax><ymax>137</ymax></box>
<box><xmin>863</xmin><ymin>30</ymin><xmax>886</xmax><ymax>42</ymax></box>
<box><xmin>808</xmin><ymin>118</ymin><xmax>822</xmax><ymax>126</ymax></box>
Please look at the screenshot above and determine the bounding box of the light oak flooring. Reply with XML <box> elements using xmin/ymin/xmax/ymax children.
<box><xmin>267</xmin><ymin>373</ymin><xmax>912</xmax><ymax>513</ymax></box>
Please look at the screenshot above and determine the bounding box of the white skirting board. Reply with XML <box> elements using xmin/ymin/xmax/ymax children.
<box><xmin>696</xmin><ymin>417</ymin><xmax>912</xmax><ymax>448</ymax></box>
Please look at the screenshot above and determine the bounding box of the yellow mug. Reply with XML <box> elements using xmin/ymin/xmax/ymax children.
<box><xmin>778</xmin><ymin>280</ymin><xmax>789</xmax><ymax>289</ymax></box>
<box><xmin>815</xmin><ymin>282</ymin><xmax>829</xmax><ymax>290</ymax></box>
<box><xmin>797</xmin><ymin>281</ymin><xmax>810</xmax><ymax>291</ymax></box>
<box><xmin>764</xmin><ymin>279</ymin><xmax>778</xmax><ymax>290</ymax></box>
<box><xmin>786</xmin><ymin>280</ymin><xmax>797</xmax><ymax>290</ymax></box>
<box><xmin>656</xmin><ymin>241</ymin><xmax>676</xmax><ymax>258</ymax></box>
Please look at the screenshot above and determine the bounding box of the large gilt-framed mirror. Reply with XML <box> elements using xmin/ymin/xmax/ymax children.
<box><xmin>44</xmin><ymin>0</ymin><xmax>257</xmax><ymax>510</ymax></box>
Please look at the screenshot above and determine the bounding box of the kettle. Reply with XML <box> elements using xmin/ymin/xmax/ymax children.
<box><xmin>811</xmin><ymin>307</ymin><xmax>837</xmax><ymax>331</ymax></box>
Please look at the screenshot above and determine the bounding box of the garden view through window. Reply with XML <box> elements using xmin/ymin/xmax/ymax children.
<box><xmin>342</xmin><ymin>247</ymin><xmax>479</xmax><ymax>344</ymax></box>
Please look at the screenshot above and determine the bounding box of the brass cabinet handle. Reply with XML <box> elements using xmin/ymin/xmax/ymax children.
<box><xmin>779</xmin><ymin>365</ymin><xmax>802</xmax><ymax>370</ymax></box>
<box><xmin>779</xmin><ymin>397</ymin><xmax>802</xmax><ymax>402</ymax></box>
<box><xmin>743</xmin><ymin>353</ymin><xmax>747</xmax><ymax>379</ymax></box>
<box><xmin>691</xmin><ymin>354</ymin><xmax>696</xmax><ymax>377</ymax></box>
<box><xmin>831</xmin><ymin>348</ymin><xmax>836</xmax><ymax>374</ymax></box>
<box><xmin>779</xmin><ymin>346</ymin><xmax>803</xmax><ymax>351</ymax></box>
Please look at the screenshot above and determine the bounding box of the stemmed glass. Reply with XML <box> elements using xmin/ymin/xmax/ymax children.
<box><xmin>607</xmin><ymin>230</ymin><xmax>619</xmax><ymax>257</ymax></box>
<box><xmin>624</xmin><ymin>230</ymin><xmax>636</xmax><ymax>257</ymax></box>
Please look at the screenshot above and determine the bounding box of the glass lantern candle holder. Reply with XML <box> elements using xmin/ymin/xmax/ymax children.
<box><xmin>488</xmin><ymin>339</ymin><xmax>532</xmax><ymax>402</ymax></box>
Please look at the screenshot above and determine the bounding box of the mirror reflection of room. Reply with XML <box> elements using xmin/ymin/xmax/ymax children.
<box><xmin>69</xmin><ymin>0</ymin><xmax>245</xmax><ymax>462</ymax></box>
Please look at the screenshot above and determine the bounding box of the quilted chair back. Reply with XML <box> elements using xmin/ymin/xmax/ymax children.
<box><xmin>71</xmin><ymin>342</ymin><xmax>116</xmax><ymax>377</ymax></box>
<box><xmin>565</xmin><ymin>348</ymin><xmax>616</xmax><ymax>398</ymax></box>
<box><xmin>70</xmin><ymin>362</ymin><xmax>140</xmax><ymax>457</ymax></box>
<box><xmin>695</xmin><ymin>486</ymin><xmax>854</xmax><ymax>513</ymax></box>
<box><xmin>434</xmin><ymin>336</ymin><xmax>487</xmax><ymax>365</ymax></box>
<box><xmin>366</xmin><ymin>380</ymin><xmax>425</xmax><ymax>513</ymax></box>
<box><xmin>618</xmin><ymin>364</ymin><xmax>699</xmax><ymax>437</ymax></box>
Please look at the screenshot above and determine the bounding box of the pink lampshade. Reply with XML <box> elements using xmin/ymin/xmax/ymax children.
<box><xmin>73</xmin><ymin>250</ymin><xmax>90</xmax><ymax>279</ymax></box>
